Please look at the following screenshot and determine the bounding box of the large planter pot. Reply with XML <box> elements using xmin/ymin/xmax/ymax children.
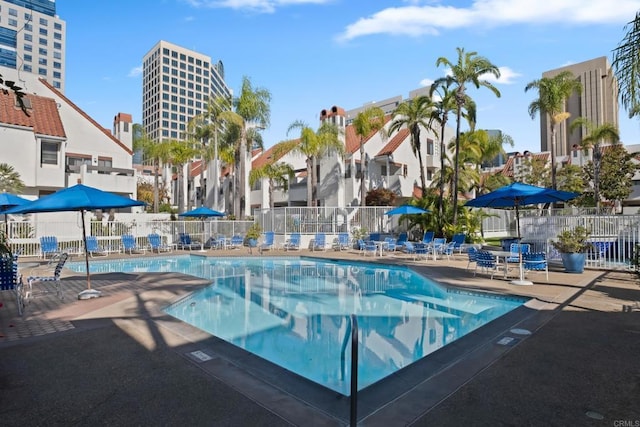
<box><xmin>560</xmin><ymin>252</ymin><xmax>586</xmax><ymax>273</ymax></box>
<box><xmin>247</xmin><ymin>238</ymin><xmax>258</xmax><ymax>248</ymax></box>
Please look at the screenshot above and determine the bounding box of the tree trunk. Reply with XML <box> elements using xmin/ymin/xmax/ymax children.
<box><xmin>153</xmin><ymin>159</ymin><xmax>160</xmax><ymax>213</ymax></box>
<box><xmin>360</xmin><ymin>138</ymin><xmax>366</xmax><ymax>207</ymax></box>
<box><xmin>437</xmin><ymin>119</ymin><xmax>447</xmax><ymax>225</ymax></box>
<box><xmin>452</xmin><ymin>108</ymin><xmax>462</xmax><ymax>225</ymax></box>
<box><xmin>306</xmin><ymin>157</ymin><xmax>313</xmax><ymax>207</ymax></box>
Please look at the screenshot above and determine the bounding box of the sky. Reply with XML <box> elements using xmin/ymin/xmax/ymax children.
<box><xmin>56</xmin><ymin>0</ymin><xmax>640</xmax><ymax>154</ymax></box>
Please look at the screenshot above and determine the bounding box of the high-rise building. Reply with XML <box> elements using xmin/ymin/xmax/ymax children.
<box><xmin>141</xmin><ymin>40</ymin><xmax>232</xmax><ymax>142</ymax></box>
<box><xmin>540</xmin><ymin>56</ymin><xmax>619</xmax><ymax>157</ymax></box>
<box><xmin>0</xmin><ymin>0</ymin><xmax>66</xmax><ymax>91</ymax></box>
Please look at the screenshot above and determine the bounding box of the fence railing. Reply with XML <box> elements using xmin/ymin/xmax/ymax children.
<box><xmin>3</xmin><ymin>206</ymin><xmax>640</xmax><ymax>270</ymax></box>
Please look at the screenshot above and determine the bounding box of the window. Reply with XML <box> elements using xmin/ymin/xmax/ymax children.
<box><xmin>41</xmin><ymin>141</ymin><xmax>58</xmax><ymax>165</ymax></box>
<box><xmin>53</xmin><ymin>42</ymin><xmax>61</xmax><ymax>50</ymax></box>
<box><xmin>39</xmin><ymin>47</ymin><xmax>47</xmax><ymax>55</ymax></box>
<box><xmin>24</xmin><ymin>33</ymin><xmax>32</xmax><ymax>42</ymax></box>
<box><xmin>54</xmin><ymin>23</ymin><xmax>62</xmax><ymax>30</ymax></box>
<box><xmin>8</xmin><ymin>18</ymin><xmax>18</xmax><ymax>27</ymax></box>
<box><xmin>23</xmin><ymin>64</ymin><xmax>32</xmax><ymax>72</ymax></box>
<box><xmin>426</xmin><ymin>138</ymin><xmax>434</xmax><ymax>155</ymax></box>
<box><xmin>39</xmin><ymin>18</ymin><xmax>48</xmax><ymax>26</ymax></box>
<box><xmin>38</xmin><ymin>67</ymin><xmax>46</xmax><ymax>76</ymax></box>
<box><xmin>39</xmin><ymin>37</ymin><xmax>47</xmax><ymax>45</ymax></box>
<box><xmin>24</xmin><ymin>23</ymin><xmax>32</xmax><ymax>31</ymax></box>
<box><xmin>403</xmin><ymin>165</ymin><xmax>408</xmax><ymax>177</ymax></box>
<box><xmin>8</xmin><ymin>8</ymin><xmax>17</xmax><ymax>17</ymax></box>
<box><xmin>24</xmin><ymin>54</ymin><xmax>32</xmax><ymax>62</ymax></box>
<box><xmin>39</xmin><ymin>28</ymin><xmax>48</xmax><ymax>36</ymax></box>
<box><xmin>38</xmin><ymin>58</ymin><xmax>47</xmax><ymax>65</ymax></box>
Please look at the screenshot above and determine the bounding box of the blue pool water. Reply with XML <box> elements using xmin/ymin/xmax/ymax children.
<box><xmin>68</xmin><ymin>255</ymin><xmax>526</xmax><ymax>395</ymax></box>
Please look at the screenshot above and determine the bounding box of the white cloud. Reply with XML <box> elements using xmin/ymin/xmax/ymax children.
<box><xmin>337</xmin><ymin>0</ymin><xmax>640</xmax><ymax>41</ymax></box>
<box><xmin>181</xmin><ymin>0</ymin><xmax>332</xmax><ymax>13</ymax></box>
<box><xmin>482</xmin><ymin>66</ymin><xmax>521</xmax><ymax>85</ymax></box>
<box><xmin>419</xmin><ymin>78</ymin><xmax>434</xmax><ymax>87</ymax></box>
<box><xmin>128</xmin><ymin>66</ymin><xmax>143</xmax><ymax>78</ymax></box>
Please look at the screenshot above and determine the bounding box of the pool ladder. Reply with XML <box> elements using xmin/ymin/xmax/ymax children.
<box><xmin>340</xmin><ymin>314</ymin><xmax>359</xmax><ymax>426</ymax></box>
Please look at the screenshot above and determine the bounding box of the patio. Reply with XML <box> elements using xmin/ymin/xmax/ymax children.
<box><xmin>0</xmin><ymin>248</ymin><xmax>638</xmax><ymax>425</ymax></box>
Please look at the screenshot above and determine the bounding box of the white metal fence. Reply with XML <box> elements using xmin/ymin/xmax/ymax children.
<box><xmin>4</xmin><ymin>207</ymin><xmax>640</xmax><ymax>270</ymax></box>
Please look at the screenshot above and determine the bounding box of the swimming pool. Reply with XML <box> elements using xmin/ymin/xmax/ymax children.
<box><xmin>68</xmin><ymin>255</ymin><xmax>526</xmax><ymax>395</ymax></box>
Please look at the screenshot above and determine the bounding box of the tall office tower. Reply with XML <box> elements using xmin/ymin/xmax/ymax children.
<box><xmin>540</xmin><ymin>56</ymin><xmax>619</xmax><ymax>157</ymax></box>
<box><xmin>0</xmin><ymin>0</ymin><xmax>66</xmax><ymax>91</ymax></box>
<box><xmin>141</xmin><ymin>40</ymin><xmax>232</xmax><ymax>142</ymax></box>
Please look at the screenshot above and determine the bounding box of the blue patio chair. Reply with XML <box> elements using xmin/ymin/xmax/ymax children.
<box><xmin>259</xmin><ymin>231</ymin><xmax>275</xmax><ymax>254</ymax></box>
<box><xmin>229</xmin><ymin>235</ymin><xmax>244</xmax><ymax>249</ymax></box>
<box><xmin>283</xmin><ymin>233</ymin><xmax>301</xmax><ymax>251</ymax></box>
<box><xmin>523</xmin><ymin>252</ymin><xmax>549</xmax><ymax>281</ymax></box>
<box><xmin>507</xmin><ymin>243</ymin><xmax>530</xmax><ymax>263</ymax></box>
<box><xmin>404</xmin><ymin>241</ymin><xmax>428</xmax><ymax>260</ymax></box>
<box><xmin>450</xmin><ymin>233</ymin><xmax>467</xmax><ymax>254</ymax></box>
<box><xmin>474</xmin><ymin>250</ymin><xmax>500</xmax><ymax>279</ymax></box>
<box><xmin>121</xmin><ymin>234</ymin><xmax>145</xmax><ymax>255</ymax></box>
<box><xmin>384</xmin><ymin>237</ymin><xmax>398</xmax><ymax>252</ymax></box>
<box><xmin>312</xmin><ymin>233</ymin><xmax>326</xmax><ymax>251</ymax></box>
<box><xmin>177</xmin><ymin>232</ymin><xmax>201</xmax><ymax>251</ymax></box>
<box><xmin>148</xmin><ymin>233</ymin><xmax>172</xmax><ymax>253</ymax></box>
<box><xmin>334</xmin><ymin>232</ymin><xmax>350</xmax><ymax>251</ymax></box>
<box><xmin>40</xmin><ymin>236</ymin><xmax>60</xmax><ymax>259</ymax></box>
<box><xmin>466</xmin><ymin>246</ymin><xmax>479</xmax><ymax>270</ymax></box>
<box><xmin>396</xmin><ymin>232</ymin><xmax>408</xmax><ymax>248</ymax></box>
<box><xmin>362</xmin><ymin>240</ymin><xmax>377</xmax><ymax>257</ymax></box>
<box><xmin>25</xmin><ymin>252</ymin><xmax>68</xmax><ymax>303</ymax></box>
<box><xmin>587</xmin><ymin>241</ymin><xmax>614</xmax><ymax>267</ymax></box>
<box><xmin>86</xmin><ymin>236</ymin><xmax>107</xmax><ymax>257</ymax></box>
<box><xmin>422</xmin><ymin>231</ymin><xmax>435</xmax><ymax>245</ymax></box>
<box><xmin>0</xmin><ymin>252</ymin><xmax>23</xmax><ymax>315</ymax></box>
<box><xmin>430</xmin><ymin>237</ymin><xmax>447</xmax><ymax>258</ymax></box>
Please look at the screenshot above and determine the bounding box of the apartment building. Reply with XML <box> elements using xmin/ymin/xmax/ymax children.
<box><xmin>540</xmin><ymin>56</ymin><xmax>619</xmax><ymax>157</ymax></box>
<box><xmin>0</xmin><ymin>0</ymin><xmax>65</xmax><ymax>91</ymax></box>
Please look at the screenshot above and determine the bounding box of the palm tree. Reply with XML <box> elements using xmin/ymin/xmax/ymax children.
<box><xmin>167</xmin><ymin>140</ymin><xmax>198</xmax><ymax>213</ymax></box>
<box><xmin>0</xmin><ymin>163</ymin><xmax>24</xmax><ymax>193</ymax></box>
<box><xmin>230</xmin><ymin>76</ymin><xmax>271</xmax><ymax>218</ymax></box>
<box><xmin>249</xmin><ymin>160</ymin><xmax>295</xmax><ymax>210</ymax></box>
<box><xmin>285</xmin><ymin>120</ymin><xmax>344</xmax><ymax>207</ymax></box>
<box><xmin>525</xmin><ymin>70</ymin><xmax>582</xmax><ymax>192</ymax></box>
<box><xmin>569</xmin><ymin>118</ymin><xmax>620</xmax><ymax>208</ymax></box>
<box><xmin>133</xmin><ymin>125</ymin><xmax>173</xmax><ymax>213</ymax></box>
<box><xmin>612</xmin><ymin>11</ymin><xmax>640</xmax><ymax>118</ymax></box>
<box><xmin>388</xmin><ymin>95</ymin><xmax>437</xmax><ymax>195</ymax></box>
<box><xmin>186</xmin><ymin>95</ymin><xmax>233</xmax><ymax>209</ymax></box>
<box><xmin>430</xmin><ymin>79</ymin><xmax>457</xmax><ymax>222</ymax></box>
<box><xmin>434</xmin><ymin>47</ymin><xmax>501</xmax><ymax>225</ymax></box>
<box><xmin>352</xmin><ymin>107</ymin><xmax>386</xmax><ymax>206</ymax></box>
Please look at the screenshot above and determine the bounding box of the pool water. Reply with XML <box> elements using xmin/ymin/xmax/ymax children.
<box><xmin>68</xmin><ymin>255</ymin><xmax>526</xmax><ymax>395</ymax></box>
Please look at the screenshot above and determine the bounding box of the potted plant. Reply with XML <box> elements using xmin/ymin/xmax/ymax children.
<box><xmin>551</xmin><ymin>226</ymin><xmax>593</xmax><ymax>273</ymax></box>
<box><xmin>244</xmin><ymin>222</ymin><xmax>262</xmax><ymax>251</ymax></box>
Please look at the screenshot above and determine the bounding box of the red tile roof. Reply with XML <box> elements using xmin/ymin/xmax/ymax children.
<box><xmin>0</xmin><ymin>91</ymin><xmax>66</xmax><ymax>137</ymax></box>
<box><xmin>251</xmin><ymin>140</ymin><xmax>297</xmax><ymax>169</ymax></box>
<box><xmin>377</xmin><ymin>128</ymin><xmax>409</xmax><ymax>157</ymax></box>
<box><xmin>39</xmin><ymin>79</ymin><xmax>133</xmax><ymax>155</ymax></box>
<box><xmin>345</xmin><ymin>115</ymin><xmax>391</xmax><ymax>154</ymax></box>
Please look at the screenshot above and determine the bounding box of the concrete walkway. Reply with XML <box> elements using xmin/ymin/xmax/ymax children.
<box><xmin>0</xmin><ymin>248</ymin><xmax>639</xmax><ymax>426</ymax></box>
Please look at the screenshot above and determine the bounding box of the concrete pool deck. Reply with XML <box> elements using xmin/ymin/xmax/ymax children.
<box><xmin>0</xmin><ymin>248</ymin><xmax>639</xmax><ymax>426</ymax></box>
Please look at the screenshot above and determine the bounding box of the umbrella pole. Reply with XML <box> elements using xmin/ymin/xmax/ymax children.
<box><xmin>511</xmin><ymin>202</ymin><xmax>533</xmax><ymax>286</ymax></box>
<box><xmin>78</xmin><ymin>210</ymin><xmax>102</xmax><ymax>300</ymax></box>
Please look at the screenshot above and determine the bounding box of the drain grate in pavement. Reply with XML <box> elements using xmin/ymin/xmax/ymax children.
<box><xmin>496</xmin><ymin>336</ymin><xmax>520</xmax><ymax>346</ymax></box>
<box><xmin>189</xmin><ymin>350</ymin><xmax>213</xmax><ymax>362</ymax></box>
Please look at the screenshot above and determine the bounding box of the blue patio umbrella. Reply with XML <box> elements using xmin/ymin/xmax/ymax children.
<box><xmin>466</xmin><ymin>182</ymin><xmax>578</xmax><ymax>285</ymax></box>
<box><xmin>5</xmin><ymin>184</ymin><xmax>145</xmax><ymax>298</ymax></box>
<box><xmin>0</xmin><ymin>192</ymin><xmax>30</xmax><ymax>236</ymax></box>
<box><xmin>384</xmin><ymin>205</ymin><xmax>431</xmax><ymax>216</ymax></box>
<box><xmin>178</xmin><ymin>206</ymin><xmax>225</xmax><ymax>218</ymax></box>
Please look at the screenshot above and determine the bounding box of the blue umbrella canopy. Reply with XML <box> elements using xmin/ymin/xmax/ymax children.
<box><xmin>465</xmin><ymin>182</ymin><xmax>578</xmax><ymax>209</ymax></box>
<box><xmin>4</xmin><ymin>184</ymin><xmax>145</xmax><ymax>295</ymax></box>
<box><xmin>0</xmin><ymin>192</ymin><xmax>30</xmax><ymax>212</ymax></box>
<box><xmin>4</xmin><ymin>184</ymin><xmax>145</xmax><ymax>214</ymax></box>
<box><xmin>385</xmin><ymin>205</ymin><xmax>431</xmax><ymax>216</ymax></box>
<box><xmin>178</xmin><ymin>206</ymin><xmax>225</xmax><ymax>218</ymax></box>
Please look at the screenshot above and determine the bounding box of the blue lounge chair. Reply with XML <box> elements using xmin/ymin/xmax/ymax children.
<box><xmin>259</xmin><ymin>231</ymin><xmax>275</xmax><ymax>254</ymax></box>
<box><xmin>121</xmin><ymin>234</ymin><xmax>145</xmax><ymax>255</ymax></box>
<box><xmin>283</xmin><ymin>233</ymin><xmax>301</xmax><ymax>251</ymax></box>
<box><xmin>0</xmin><ymin>252</ymin><xmax>23</xmax><ymax>315</ymax></box>
<box><xmin>312</xmin><ymin>233</ymin><xmax>326</xmax><ymax>251</ymax></box>
<box><xmin>466</xmin><ymin>246</ymin><xmax>478</xmax><ymax>270</ymax></box>
<box><xmin>40</xmin><ymin>236</ymin><xmax>60</xmax><ymax>259</ymax></box>
<box><xmin>25</xmin><ymin>252</ymin><xmax>68</xmax><ymax>303</ymax></box>
<box><xmin>507</xmin><ymin>243</ymin><xmax>530</xmax><ymax>263</ymax></box>
<box><xmin>177</xmin><ymin>232</ymin><xmax>201</xmax><ymax>251</ymax></box>
<box><xmin>86</xmin><ymin>236</ymin><xmax>107</xmax><ymax>257</ymax></box>
<box><xmin>362</xmin><ymin>240</ymin><xmax>377</xmax><ymax>257</ymax></box>
<box><xmin>422</xmin><ymin>231</ymin><xmax>435</xmax><ymax>245</ymax></box>
<box><xmin>333</xmin><ymin>232</ymin><xmax>350</xmax><ymax>251</ymax></box>
<box><xmin>148</xmin><ymin>233</ymin><xmax>172</xmax><ymax>253</ymax></box>
<box><xmin>229</xmin><ymin>235</ymin><xmax>244</xmax><ymax>249</ymax></box>
<box><xmin>396</xmin><ymin>232</ymin><xmax>408</xmax><ymax>248</ymax></box>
